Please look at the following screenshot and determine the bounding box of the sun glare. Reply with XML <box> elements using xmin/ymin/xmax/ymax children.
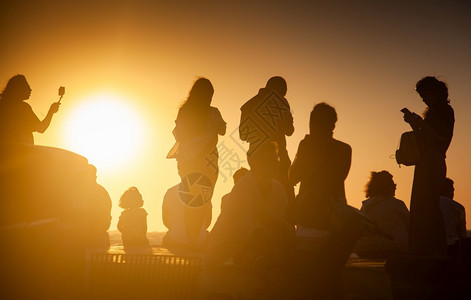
<box><xmin>64</xmin><ymin>93</ymin><xmax>145</xmax><ymax>170</ymax></box>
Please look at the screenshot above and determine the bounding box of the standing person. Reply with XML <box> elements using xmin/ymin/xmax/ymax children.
<box><xmin>239</xmin><ymin>76</ymin><xmax>295</xmax><ymax>221</ymax></box>
<box><xmin>117</xmin><ymin>187</ymin><xmax>150</xmax><ymax>249</ymax></box>
<box><xmin>290</xmin><ymin>103</ymin><xmax>351</xmax><ymax>230</ymax></box>
<box><xmin>354</xmin><ymin>171</ymin><xmax>409</xmax><ymax>258</ymax></box>
<box><xmin>403</xmin><ymin>76</ymin><xmax>454</xmax><ymax>255</ymax></box>
<box><xmin>0</xmin><ymin>74</ymin><xmax>60</xmax><ymax>144</ymax></box>
<box><xmin>169</xmin><ymin>78</ymin><xmax>226</xmax><ymax>192</ymax></box>
<box><xmin>289</xmin><ymin>103</ymin><xmax>361</xmax><ymax>299</ymax></box>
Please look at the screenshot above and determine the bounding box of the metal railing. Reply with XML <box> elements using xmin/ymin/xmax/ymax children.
<box><xmin>87</xmin><ymin>253</ymin><xmax>202</xmax><ymax>300</ymax></box>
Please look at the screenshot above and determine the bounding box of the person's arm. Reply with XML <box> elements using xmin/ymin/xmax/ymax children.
<box><xmin>289</xmin><ymin>137</ymin><xmax>309</xmax><ymax>184</ymax></box>
<box><xmin>35</xmin><ymin>102</ymin><xmax>60</xmax><ymax>133</ymax></box>
<box><xmin>405</xmin><ymin>109</ymin><xmax>454</xmax><ymax>148</ymax></box>
<box><xmin>337</xmin><ymin>143</ymin><xmax>352</xmax><ymax>182</ymax></box>
<box><xmin>420</xmin><ymin>117</ymin><xmax>454</xmax><ymax>148</ymax></box>
<box><xmin>173</xmin><ymin>108</ymin><xmax>193</xmax><ymax>142</ymax></box>
<box><xmin>218</xmin><ymin>123</ymin><xmax>226</xmax><ymax>136</ymax></box>
<box><xmin>282</xmin><ymin>100</ymin><xmax>294</xmax><ymax>137</ymax></box>
<box><xmin>214</xmin><ymin>108</ymin><xmax>226</xmax><ymax>136</ymax></box>
<box><xmin>284</xmin><ymin>113</ymin><xmax>294</xmax><ymax>136</ymax></box>
<box><xmin>330</xmin><ymin>142</ymin><xmax>352</xmax><ymax>203</ymax></box>
<box><xmin>239</xmin><ymin>108</ymin><xmax>248</xmax><ymax>142</ymax></box>
<box><xmin>404</xmin><ymin>112</ymin><xmax>423</xmax><ymax>132</ymax></box>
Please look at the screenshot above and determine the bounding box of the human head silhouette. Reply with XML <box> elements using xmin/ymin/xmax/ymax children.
<box><xmin>185</xmin><ymin>77</ymin><xmax>214</xmax><ymax>107</ymax></box>
<box><xmin>440</xmin><ymin>178</ymin><xmax>454</xmax><ymax>199</ymax></box>
<box><xmin>309</xmin><ymin>102</ymin><xmax>337</xmax><ymax>135</ymax></box>
<box><xmin>364</xmin><ymin>171</ymin><xmax>396</xmax><ymax>198</ymax></box>
<box><xmin>0</xmin><ymin>74</ymin><xmax>32</xmax><ymax>102</ymax></box>
<box><xmin>415</xmin><ymin>76</ymin><xmax>449</xmax><ymax>108</ymax></box>
<box><xmin>247</xmin><ymin>142</ymin><xmax>279</xmax><ymax>179</ymax></box>
<box><xmin>266</xmin><ymin>76</ymin><xmax>287</xmax><ymax>97</ymax></box>
<box><xmin>232</xmin><ymin>167</ymin><xmax>249</xmax><ymax>184</ymax></box>
<box><xmin>119</xmin><ymin>187</ymin><xmax>143</xmax><ymax>209</ymax></box>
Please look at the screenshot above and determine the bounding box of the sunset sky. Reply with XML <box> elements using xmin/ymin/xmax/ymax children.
<box><xmin>1</xmin><ymin>0</ymin><xmax>470</xmax><ymax>232</ymax></box>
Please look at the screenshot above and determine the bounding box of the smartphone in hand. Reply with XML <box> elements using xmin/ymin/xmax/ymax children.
<box><xmin>401</xmin><ymin>108</ymin><xmax>412</xmax><ymax>115</ymax></box>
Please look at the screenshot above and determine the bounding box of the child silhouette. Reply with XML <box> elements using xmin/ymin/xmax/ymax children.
<box><xmin>117</xmin><ymin>187</ymin><xmax>150</xmax><ymax>249</ymax></box>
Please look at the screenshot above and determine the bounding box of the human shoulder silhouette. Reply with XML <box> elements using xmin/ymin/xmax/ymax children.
<box><xmin>0</xmin><ymin>74</ymin><xmax>60</xmax><ymax>144</ymax></box>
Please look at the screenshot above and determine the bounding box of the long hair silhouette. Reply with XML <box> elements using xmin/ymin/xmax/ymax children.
<box><xmin>0</xmin><ymin>74</ymin><xmax>30</xmax><ymax>102</ymax></box>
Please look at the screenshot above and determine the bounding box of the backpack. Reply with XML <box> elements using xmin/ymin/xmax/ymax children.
<box><xmin>395</xmin><ymin>131</ymin><xmax>421</xmax><ymax>166</ymax></box>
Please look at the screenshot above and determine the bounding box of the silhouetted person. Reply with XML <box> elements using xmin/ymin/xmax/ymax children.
<box><xmin>354</xmin><ymin>171</ymin><xmax>409</xmax><ymax>258</ymax></box>
<box><xmin>69</xmin><ymin>164</ymin><xmax>112</xmax><ymax>250</ymax></box>
<box><xmin>82</xmin><ymin>165</ymin><xmax>112</xmax><ymax>250</ymax></box>
<box><xmin>203</xmin><ymin>142</ymin><xmax>291</xmax><ymax>290</ymax></box>
<box><xmin>403</xmin><ymin>76</ymin><xmax>454</xmax><ymax>255</ymax></box>
<box><xmin>439</xmin><ymin>178</ymin><xmax>471</xmax><ymax>298</ymax></box>
<box><xmin>117</xmin><ymin>187</ymin><xmax>150</xmax><ymax>249</ymax></box>
<box><xmin>220</xmin><ymin>167</ymin><xmax>249</xmax><ymax>210</ymax></box>
<box><xmin>162</xmin><ymin>181</ymin><xmax>212</xmax><ymax>252</ymax></box>
<box><xmin>169</xmin><ymin>78</ymin><xmax>226</xmax><ymax>191</ymax></box>
<box><xmin>440</xmin><ymin>178</ymin><xmax>466</xmax><ymax>247</ymax></box>
<box><xmin>290</xmin><ymin>103</ymin><xmax>361</xmax><ymax>299</ymax></box>
<box><xmin>290</xmin><ymin>103</ymin><xmax>351</xmax><ymax>230</ymax></box>
<box><xmin>0</xmin><ymin>74</ymin><xmax>60</xmax><ymax>144</ymax></box>
<box><xmin>239</xmin><ymin>76</ymin><xmax>295</xmax><ymax>221</ymax></box>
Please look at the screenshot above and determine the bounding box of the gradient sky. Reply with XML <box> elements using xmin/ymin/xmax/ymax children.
<box><xmin>1</xmin><ymin>0</ymin><xmax>470</xmax><ymax>231</ymax></box>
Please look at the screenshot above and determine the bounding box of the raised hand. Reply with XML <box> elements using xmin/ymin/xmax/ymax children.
<box><xmin>49</xmin><ymin>101</ymin><xmax>61</xmax><ymax>114</ymax></box>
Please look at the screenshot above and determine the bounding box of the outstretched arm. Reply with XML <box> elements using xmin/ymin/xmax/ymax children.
<box><xmin>36</xmin><ymin>102</ymin><xmax>60</xmax><ymax>133</ymax></box>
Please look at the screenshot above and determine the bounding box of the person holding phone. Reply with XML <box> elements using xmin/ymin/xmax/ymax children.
<box><xmin>402</xmin><ymin>76</ymin><xmax>454</xmax><ymax>255</ymax></box>
<box><xmin>0</xmin><ymin>74</ymin><xmax>61</xmax><ymax>145</ymax></box>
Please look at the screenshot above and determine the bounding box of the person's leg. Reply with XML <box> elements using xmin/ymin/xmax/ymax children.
<box><xmin>409</xmin><ymin>153</ymin><xmax>446</xmax><ymax>255</ymax></box>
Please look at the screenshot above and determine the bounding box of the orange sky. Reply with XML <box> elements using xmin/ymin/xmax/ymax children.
<box><xmin>1</xmin><ymin>0</ymin><xmax>471</xmax><ymax>231</ymax></box>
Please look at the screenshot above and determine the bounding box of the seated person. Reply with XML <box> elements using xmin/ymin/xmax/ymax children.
<box><xmin>73</xmin><ymin>164</ymin><xmax>112</xmax><ymax>250</ymax></box>
<box><xmin>289</xmin><ymin>103</ymin><xmax>367</xmax><ymax>299</ymax></box>
<box><xmin>440</xmin><ymin>178</ymin><xmax>467</xmax><ymax>247</ymax></box>
<box><xmin>203</xmin><ymin>142</ymin><xmax>289</xmax><ymax>274</ymax></box>
<box><xmin>354</xmin><ymin>171</ymin><xmax>410</xmax><ymax>258</ymax></box>
<box><xmin>117</xmin><ymin>187</ymin><xmax>150</xmax><ymax>250</ymax></box>
<box><xmin>220</xmin><ymin>167</ymin><xmax>249</xmax><ymax>211</ymax></box>
<box><xmin>85</xmin><ymin>165</ymin><xmax>112</xmax><ymax>250</ymax></box>
<box><xmin>162</xmin><ymin>181</ymin><xmax>212</xmax><ymax>252</ymax></box>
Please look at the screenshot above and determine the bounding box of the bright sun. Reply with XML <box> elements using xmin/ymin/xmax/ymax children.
<box><xmin>64</xmin><ymin>93</ymin><xmax>145</xmax><ymax>170</ymax></box>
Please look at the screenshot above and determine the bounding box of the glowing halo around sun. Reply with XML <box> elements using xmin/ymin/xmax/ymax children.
<box><xmin>64</xmin><ymin>93</ymin><xmax>145</xmax><ymax>171</ymax></box>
